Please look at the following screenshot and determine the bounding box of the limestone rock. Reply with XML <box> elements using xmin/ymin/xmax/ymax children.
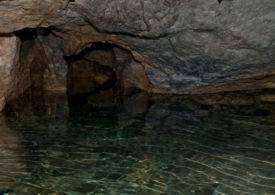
<box><xmin>38</xmin><ymin>33</ymin><xmax>68</xmax><ymax>92</ymax></box>
<box><xmin>113</xmin><ymin>47</ymin><xmax>151</xmax><ymax>94</ymax></box>
<box><xmin>0</xmin><ymin>32</ymin><xmax>68</xmax><ymax>111</ymax></box>
<box><xmin>67</xmin><ymin>59</ymin><xmax>115</xmax><ymax>95</ymax></box>
<box><xmin>0</xmin><ymin>34</ymin><xmax>21</xmax><ymax>111</ymax></box>
<box><xmin>0</xmin><ymin>0</ymin><xmax>71</xmax><ymax>33</ymax></box>
<box><xmin>51</xmin><ymin>23</ymin><xmax>125</xmax><ymax>56</ymax></box>
<box><xmin>17</xmin><ymin>32</ymin><xmax>67</xmax><ymax>92</ymax></box>
<box><xmin>58</xmin><ymin>0</ymin><xmax>275</xmax><ymax>94</ymax></box>
<box><xmin>0</xmin><ymin>0</ymin><xmax>274</xmax><ymax>105</ymax></box>
<box><xmin>84</xmin><ymin>48</ymin><xmax>113</xmax><ymax>68</ymax></box>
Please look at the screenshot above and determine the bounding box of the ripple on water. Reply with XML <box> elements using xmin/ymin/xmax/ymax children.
<box><xmin>1</xmin><ymin>90</ymin><xmax>275</xmax><ymax>195</ymax></box>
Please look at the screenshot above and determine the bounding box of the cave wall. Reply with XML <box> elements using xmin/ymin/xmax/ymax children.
<box><xmin>38</xmin><ymin>33</ymin><xmax>68</xmax><ymax>92</ymax></box>
<box><xmin>17</xmin><ymin>32</ymin><xmax>67</xmax><ymax>92</ymax></box>
<box><xmin>67</xmin><ymin>45</ymin><xmax>115</xmax><ymax>95</ymax></box>
<box><xmin>0</xmin><ymin>0</ymin><xmax>275</xmax><ymax>111</ymax></box>
<box><xmin>0</xmin><ymin>35</ymin><xmax>22</xmax><ymax>111</ymax></box>
<box><xmin>0</xmin><ymin>32</ymin><xmax>68</xmax><ymax>112</ymax></box>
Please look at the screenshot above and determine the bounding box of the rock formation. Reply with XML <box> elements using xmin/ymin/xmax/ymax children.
<box><xmin>0</xmin><ymin>0</ymin><xmax>275</xmax><ymax>111</ymax></box>
<box><xmin>0</xmin><ymin>35</ymin><xmax>22</xmax><ymax>111</ymax></box>
<box><xmin>67</xmin><ymin>46</ymin><xmax>115</xmax><ymax>95</ymax></box>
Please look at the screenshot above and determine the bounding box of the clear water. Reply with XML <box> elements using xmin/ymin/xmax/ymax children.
<box><xmin>1</xmin><ymin>90</ymin><xmax>275</xmax><ymax>195</ymax></box>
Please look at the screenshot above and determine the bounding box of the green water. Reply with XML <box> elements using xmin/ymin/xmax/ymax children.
<box><xmin>1</xmin><ymin>90</ymin><xmax>275</xmax><ymax>195</ymax></box>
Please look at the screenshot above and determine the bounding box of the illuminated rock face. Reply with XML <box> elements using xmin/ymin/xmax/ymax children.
<box><xmin>0</xmin><ymin>33</ymin><xmax>67</xmax><ymax>111</ymax></box>
<box><xmin>0</xmin><ymin>0</ymin><xmax>275</xmax><ymax>111</ymax></box>
<box><xmin>0</xmin><ymin>35</ymin><xmax>22</xmax><ymax>111</ymax></box>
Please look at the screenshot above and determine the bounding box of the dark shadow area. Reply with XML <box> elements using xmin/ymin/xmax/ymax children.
<box><xmin>64</xmin><ymin>42</ymin><xmax>118</xmax><ymax>106</ymax></box>
<box><xmin>16</xmin><ymin>28</ymin><xmax>51</xmax><ymax>42</ymax></box>
<box><xmin>15</xmin><ymin>28</ymin><xmax>53</xmax><ymax>91</ymax></box>
<box><xmin>16</xmin><ymin>28</ymin><xmax>37</xmax><ymax>42</ymax></box>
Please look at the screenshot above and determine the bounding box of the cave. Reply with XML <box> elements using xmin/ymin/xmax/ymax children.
<box><xmin>65</xmin><ymin>42</ymin><xmax>117</xmax><ymax>96</ymax></box>
<box><xmin>0</xmin><ymin>1</ymin><xmax>275</xmax><ymax>194</ymax></box>
<box><xmin>13</xmin><ymin>28</ymin><xmax>146</xmax><ymax>107</ymax></box>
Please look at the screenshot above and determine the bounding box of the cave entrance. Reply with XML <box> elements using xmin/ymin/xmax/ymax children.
<box><xmin>16</xmin><ymin>28</ymin><xmax>68</xmax><ymax>94</ymax></box>
<box><xmin>14</xmin><ymin>28</ymin><xmax>146</xmax><ymax>108</ymax></box>
<box><xmin>65</xmin><ymin>42</ymin><xmax>116</xmax><ymax>96</ymax></box>
<box><xmin>64</xmin><ymin>42</ymin><xmax>120</xmax><ymax>106</ymax></box>
<box><xmin>64</xmin><ymin>41</ymin><xmax>149</xmax><ymax>107</ymax></box>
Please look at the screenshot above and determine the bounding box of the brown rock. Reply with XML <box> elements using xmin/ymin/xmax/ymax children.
<box><xmin>0</xmin><ymin>0</ymin><xmax>275</xmax><ymax>106</ymax></box>
<box><xmin>0</xmin><ymin>34</ymin><xmax>22</xmax><ymax>111</ymax></box>
<box><xmin>38</xmin><ymin>33</ymin><xmax>68</xmax><ymax>92</ymax></box>
<box><xmin>0</xmin><ymin>0</ymin><xmax>69</xmax><ymax>33</ymax></box>
<box><xmin>52</xmin><ymin>23</ymin><xmax>125</xmax><ymax>56</ymax></box>
<box><xmin>0</xmin><ymin>96</ymin><xmax>5</xmax><ymax>111</ymax></box>
<box><xmin>122</xmin><ymin>60</ymin><xmax>152</xmax><ymax>92</ymax></box>
<box><xmin>67</xmin><ymin>59</ymin><xmax>115</xmax><ymax>95</ymax></box>
<box><xmin>18</xmin><ymin>34</ymin><xmax>67</xmax><ymax>92</ymax></box>
<box><xmin>84</xmin><ymin>49</ymin><xmax>113</xmax><ymax>68</ymax></box>
<box><xmin>113</xmin><ymin>47</ymin><xmax>152</xmax><ymax>94</ymax></box>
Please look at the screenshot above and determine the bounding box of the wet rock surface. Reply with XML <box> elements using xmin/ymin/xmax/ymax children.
<box><xmin>0</xmin><ymin>0</ymin><xmax>274</xmax><ymax>103</ymax></box>
<box><xmin>0</xmin><ymin>1</ymin><xmax>274</xmax><ymax>193</ymax></box>
<box><xmin>66</xmin><ymin>46</ymin><xmax>116</xmax><ymax>95</ymax></box>
<box><xmin>0</xmin><ymin>34</ymin><xmax>21</xmax><ymax>111</ymax></box>
<box><xmin>37</xmin><ymin>33</ymin><xmax>68</xmax><ymax>92</ymax></box>
<box><xmin>113</xmin><ymin>47</ymin><xmax>151</xmax><ymax>95</ymax></box>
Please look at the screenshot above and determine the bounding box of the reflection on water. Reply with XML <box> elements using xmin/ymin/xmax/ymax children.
<box><xmin>1</xmin><ymin>89</ymin><xmax>275</xmax><ymax>195</ymax></box>
<box><xmin>0</xmin><ymin>114</ymin><xmax>26</xmax><ymax>194</ymax></box>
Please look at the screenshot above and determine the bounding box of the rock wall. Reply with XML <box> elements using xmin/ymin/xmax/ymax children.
<box><xmin>67</xmin><ymin>47</ymin><xmax>115</xmax><ymax>95</ymax></box>
<box><xmin>0</xmin><ymin>35</ymin><xmax>22</xmax><ymax>111</ymax></box>
<box><xmin>113</xmin><ymin>47</ymin><xmax>151</xmax><ymax>95</ymax></box>
<box><xmin>0</xmin><ymin>0</ymin><xmax>275</xmax><ymax>111</ymax></box>
<box><xmin>38</xmin><ymin>33</ymin><xmax>68</xmax><ymax>92</ymax></box>
<box><xmin>0</xmin><ymin>32</ymin><xmax>68</xmax><ymax>112</ymax></box>
<box><xmin>17</xmin><ymin>33</ymin><xmax>67</xmax><ymax>92</ymax></box>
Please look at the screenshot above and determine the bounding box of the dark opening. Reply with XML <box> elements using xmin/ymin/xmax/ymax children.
<box><xmin>14</xmin><ymin>29</ymin><xmax>141</xmax><ymax>108</ymax></box>
<box><xmin>16</xmin><ymin>28</ymin><xmax>52</xmax><ymax>90</ymax></box>
<box><xmin>64</xmin><ymin>42</ymin><xmax>118</xmax><ymax>106</ymax></box>
<box><xmin>16</xmin><ymin>28</ymin><xmax>37</xmax><ymax>42</ymax></box>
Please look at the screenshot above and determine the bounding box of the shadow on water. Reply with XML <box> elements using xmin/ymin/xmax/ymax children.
<box><xmin>1</xmin><ymin>88</ymin><xmax>275</xmax><ymax>195</ymax></box>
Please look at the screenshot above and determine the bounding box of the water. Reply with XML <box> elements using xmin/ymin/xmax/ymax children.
<box><xmin>1</xmin><ymin>89</ymin><xmax>275</xmax><ymax>195</ymax></box>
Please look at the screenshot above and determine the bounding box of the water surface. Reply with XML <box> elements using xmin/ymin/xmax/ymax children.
<box><xmin>1</xmin><ymin>90</ymin><xmax>275</xmax><ymax>195</ymax></box>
